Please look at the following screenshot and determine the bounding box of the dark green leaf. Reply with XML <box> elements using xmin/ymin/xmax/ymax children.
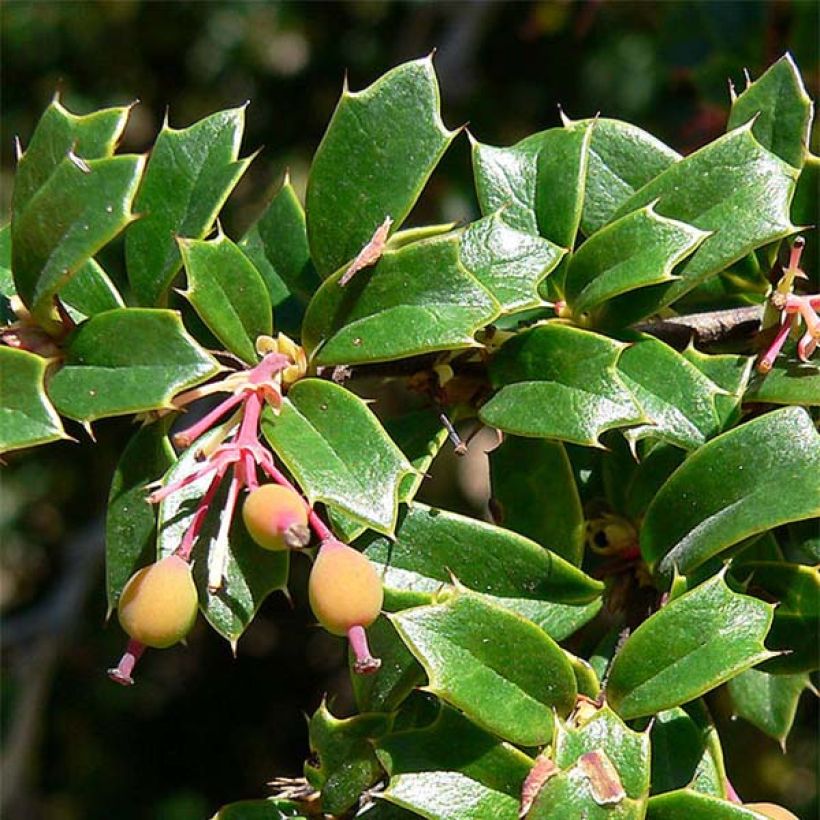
<box><xmin>0</xmin><ymin>347</ymin><xmax>67</xmax><ymax>454</ymax></box>
<box><xmin>606</xmin><ymin>574</ymin><xmax>774</xmax><ymax>720</ymax></box>
<box><xmin>48</xmin><ymin>308</ymin><xmax>218</xmax><ymax>422</ymax></box>
<box><xmin>623</xmin><ymin>444</ymin><xmax>686</xmax><ymax>520</ymax></box>
<box><xmin>489</xmin><ymin>436</ymin><xmax>584</xmax><ymax>565</ymax></box>
<box><xmin>126</xmin><ymin>107</ymin><xmax>253</xmax><ymax>306</ymax></box>
<box><xmin>646</xmin><ymin>790</ymin><xmax>772</xmax><ymax>819</ymax></box>
<box><xmin>261</xmin><ymin>379</ymin><xmax>413</xmax><ymax>534</ymax></box>
<box><xmin>179</xmin><ymin>232</ymin><xmax>272</xmax><ymax>363</ymax></box>
<box><xmin>460</xmin><ymin>212</ymin><xmax>563</xmax><ymax>314</ymax></box>
<box><xmin>727</xmin><ymin>53</ymin><xmax>813</xmax><ymax>169</ymax></box>
<box><xmin>239</xmin><ymin>174</ymin><xmax>320</xmax><ymax>337</ymax></box>
<box><xmin>306</xmin><ymin>57</ymin><xmax>456</xmax><ymax>276</ymax></box>
<box><xmin>640</xmin><ymin>408</ymin><xmax>820</xmax><ymax>576</ymax></box>
<box><xmin>390</xmin><ymin>590</ymin><xmax>577</xmax><ymax>746</ymax></box>
<box><xmin>302</xmin><ymin>232</ymin><xmax>499</xmax><ymax>366</ymax></box>
<box><xmin>106</xmin><ymin>419</ymin><xmax>175</xmax><ymax>613</ymax></box>
<box><xmin>480</xmin><ymin>323</ymin><xmax>645</xmax><ymax>446</ymax></box>
<box><xmin>565</xmin><ymin>205</ymin><xmax>708</xmax><ymax>316</ymax></box>
<box><xmin>212</xmin><ymin>798</ymin><xmax>307</xmax><ymax>819</ymax></box>
<box><xmin>60</xmin><ymin>258</ymin><xmax>125</xmax><ymax>322</ymax></box>
<box><xmin>681</xmin><ymin>348</ymin><xmax>752</xmax><ymax>429</ymax></box>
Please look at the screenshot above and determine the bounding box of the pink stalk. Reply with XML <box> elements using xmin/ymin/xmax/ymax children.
<box><xmin>173</xmin><ymin>390</ymin><xmax>245</xmax><ymax>449</ymax></box>
<box><xmin>348</xmin><ymin>624</ymin><xmax>381</xmax><ymax>675</ymax></box>
<box><xmin>148</xmin><ymin>460</ymin><xmax>219</xmax><ymax>504</ymax></box>
<box><xmin>756</xmin><ymin>314</ymin><xmax>796</xmax><ymax>374</ymax></box>
<box><xmin>208</xmin><ymin>467</ymin><xmax>242</xmax><ymax>593</ymax></box>
<box><xmin>107</xmin><ymin>639</ymin><xmax>145</xmax><ymax>686</ymax></box>
<box><xmin>177</xmin><ymin>465</ymin><xmax>227</xmax><ymax>561</ymax></box>
<box><xmin>798</xmin><ymin>330</ymin><xmax>818</xmax><ymax>362</ymax></box>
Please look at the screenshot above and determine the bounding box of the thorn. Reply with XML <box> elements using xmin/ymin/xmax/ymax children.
<box><xmin>14</xmin><ymin>136</ymin><xmax>23</xmax><ymax>163</ymax></box>
<box><xmin>743</xmin><ymin>67</ymin><xmax>752</xmax><ymax>89</ymax></box>
<box><xmin>68</xmin><ymin>150</ymin><xmax>91</xmax><ymax>173</ymax></box>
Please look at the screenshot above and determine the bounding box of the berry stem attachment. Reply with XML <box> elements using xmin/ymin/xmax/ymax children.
<box><xmin>348</xmin><ymin>624</ymin><xmax>382</xmax><ymax>675</ymax></box>
<box><xmin>107</xmin><ymin>639</ymin><xmax>145</xmax><ymax>687</ymax></box>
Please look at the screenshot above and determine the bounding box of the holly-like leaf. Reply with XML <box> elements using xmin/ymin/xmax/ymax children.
<box><xmin>745</xmin><ymin>342</ymin><xmax>820</xmax><ymax>406</ymax></box>
<box><xmin>304</xmin><ymin>702</ymin><xmax>391</xmax><ymax>815</ymax></box>
<box><xmin>302</xmin><ymin>232</ymin><xmax>499</xmax><ymax>366</ymax></box>
<box><xmin>602</xmin><ymin>123</ymin><xmax>799</xmax><ymax>323</ymax></box>
<box><xmin>47</xmin><ymin>308</ymin><xmax>218</xmax><ymax>422</ymax></box>
<box><xmin>489</xmin><ymin>436</ymin><xmax>584</xmax><ymax>565</ymax></box>
<box><xmin>306</xmin><ymin>57</ymin><xmax>456</xmax><ymax>277</ymax></box>
<box><xmin>126</xmin><ymin>107</ymin><xmax>253</xmax><ymax>306</ymax></box>
<box><xmin>460</xmin><ymin>212</ymin><xmax>564</xmax><ymax>314</ymax></box>
<box><xmin>682</xmin><ymin>348</ymin><xmax>752</xmax><ymax>429</ymax></box>
<box><xmin>156</xmin><ymin>430</ymin><xmax>289</xmax><ymax>643</ymax></box>
<box><xmin>480</xmin><ymin>323</ymin><xmax>645</xmax><ymax>446</ymax></box>
<box><xmin>728</xmin><ymin>668</ymin><xmax>811</xmax><ymax>746</ymax></box>
<box><xmin>727</xmin><ymin>53</ymin><xmax>813</xmax><ymax>169</ymax></box>
<box><xmin>618</xmin><ymin>335</ymin><xmax>731</xmax><ymax>451</ymax></box>
<box><xmin>106</xmin><ymin>419</ymin><xmax>175</xmax><ymax>613</ymax></box>
<box><xmin>0</xmin><ymin>347</ymin><xmax>67</xmax><ymax>454</ymax></box>
<box><xmin>261</xmin><ymin>379</ymin><xmax>413</xmax><ymax>535</ymax></box>
<box><xmin>391</xmin><ymin>590</ymin><xmax>577</xmax><ymax>746</ymax></box>
<box><xmin>179</xmin><ymin>233</ymin><xmax>272</xmax><ymax>364</ymax></box>
<box><xmin>640</xmin><ymin>408</ymin><xmax>820</xmax><ymax>577</ymax></box>
<box><xmin>239</xmin><ymin>174</ymin><xmax>320</xmax><ymax>336</ymax></box>
<box><xmin>60</xmin><ymin>258</ymin><xmax>125</xmax><ymax>322</ymax></box>
<box><xmin>646</xmin><ymin>790</ymin><xmax>774</xmax><ymax>819</ymax></box>
<box><xmin>564</xmin><ymin>205</ymin><xmax>709</xmax><ymax>316</ymax></box>
<box><xmin>606</xmin><ymin>574</ymin><xmax>775</xmax><ymax>720</ymax></box>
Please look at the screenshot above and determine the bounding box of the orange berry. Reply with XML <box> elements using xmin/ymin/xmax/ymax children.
<box><xmin>118</xmin><ymin>555</ymin><xmax>198</xmax><ymax>649</ymax></box>
<box><xmin>242</xmin><ymin>484</ymin><xmax>310</xmax><ymax>551</ymax></box>
<box><xmin>308</xmin><ymin>539</ymin><xmax>383</xmax><ymax>637</ymax></box>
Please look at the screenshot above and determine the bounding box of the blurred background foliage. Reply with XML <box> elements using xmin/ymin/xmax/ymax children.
<box><xmin>1</xmin><ymin>2</ymin><xmax>817</xmax><ymax>819</ymax></box>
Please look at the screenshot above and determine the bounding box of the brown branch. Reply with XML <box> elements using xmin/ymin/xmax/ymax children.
<box><xmin>633</xmin><ymin>305</ymin><xmax>763</xmax><ymax>349</ymax></box>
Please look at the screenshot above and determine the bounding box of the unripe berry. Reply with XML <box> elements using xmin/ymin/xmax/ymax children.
<box><xmin>117</xmin><ymin>555</ymin><xmax>198</xmax><ymax>649</ymax></box>
<box><xmin>242</xmin><ymin>484</ymin><xmax>310</xmax><ymax>551</ymax></box>
<box><xmin>308</xmin><ymin>539</ymin><xmax>383</xmax><ymax>637</ymax></box>
<box><xmin>744</xmin><ymin>805</ymin><xmax>798</xmax><ymax>820</ymax></box>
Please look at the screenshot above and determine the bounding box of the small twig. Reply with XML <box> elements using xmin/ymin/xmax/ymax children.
<box><xmin>339</xmin><ymin>216</ymin><xmax>393</xmax><ymax>287</ymax></box>
<box><xmin>634</xmin><ymin>306</ymin><xmax>763</xmax><ymax>349</ymax></box>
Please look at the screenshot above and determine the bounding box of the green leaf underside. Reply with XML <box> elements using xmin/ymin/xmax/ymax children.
<box><xmin>384</xmin><ymin>771</ymin><xmax>519</xmax><ymax>820</ymax></box>
<box><xmin>604</xmin><ymin>124</ymin><xmax>798</xmax><ymax>323</ymax></box>
<box><xmin>745</xmin><ymin>342</ymin><xmax>820</xmax><ymax>406</ymax></box>
<box><xmin>490</xmin><ymin>436</ymin><xmax>585</xmax><ymax>565</ymax></box>
<box><xmin>391</xmin><ymin>591</ymin><xmax>577</xmax><ymax>746</ymax></box>
<box><xmin>0</xmin><ymin>347</ymin><xmax>67</xmax><ymax>454</ymax></box>
<box><xmin>239</xmin><ymin>176</ymin><xmax>320</xmax><ymax>335</ymax></box>
<box><xmin>126</xmin><ymin>107</ymin><xmax>252</xmax><ymax>306</ymax></box>
<box><xmin>646</xmin><ymin>790</ymin><xmax>772</xmax><ymax>819</ymax></box>
<box><xmin>179</xmin><ymin>233</ymin><xmax>272</xmax><ymax>364</ymax></box>
<box><xmin>306</xmin><ymin>57</ymin><xmax>456</xmax><ymax>277</ymax></box>
<box><xmin>378</xmin><ymin>704</ymin><xmax>532</xmax><ymax>799</ymax></box>
<box><xmin>47</xmin><ymin>308</ymin><xmax>218</xmax><ymax>422</ymax></box>
<box><xmin>12</xmin><ymin>153</ymin><xmax>143</xmax><ymax>321</ymax></box>
<box><xmin>640</xmin><ymin>407</ymin><xmax>820</xmax><ymax>576</ymax></box>
<box><xmin>106</xmin><ymin>419</ymin><xmax>175</xmax><ymax>612</ymax></box>
<box><xmin>606</xmin><ymin>574</ymin><xmax>774</xmax><ymax>720</ymax></box>
<box><xmin>460</xmin><ymin>212</ymin><xmax>563</xmax><ymax>313</ymax></box>
<box><xmin>728</xmin><ymin>668</ymin><xmax>810</xmax><ymax>744</ymax></box>
<box><xmin>261</xmin><ymin>379</ymin><xmax>412</xmax><ymax>534</ymax></box>
<box><xmin>481</xmin><ymin>323</ymin><xmax>644</xmax><ymax>445</ymax></box>
<box><xmin>303</xmin><ymin>232</ymin><xmax>499</xmax><ymax>366</ymax></box>
<box><xmin>727</xmin><ymin>53</ymin><xmax>813</xmax><ymax>169</ymax></box>
<box><xmin>618</xmin><ymin>335</ymin><xmax>730</xmax><ymax>451</ymax></box>
<box><xmin>565</xmin><ymin>205</ymin><xmax>708</xmax><ymax>316</ymax></box>
<box><xmin>156</xmin><ymin>428</ymin><xmax>289</xmax><ymax>641</ymax></box>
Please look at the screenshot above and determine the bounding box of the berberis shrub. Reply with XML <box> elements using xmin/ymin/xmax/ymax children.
<box><xmin>1</xmin><ymin>52</ymin><xmax>818</xmax><ymax>819</ymax></box>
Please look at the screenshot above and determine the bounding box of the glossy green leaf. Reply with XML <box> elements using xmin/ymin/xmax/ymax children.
<box><xmin>650</xmin><ymin>703</ymin><xmax>727</xmax><ymax>797</ymax></box>
<box><xmin>727</xmin><ymin>53</ymin><xmax>813</xmax><ymax>169</ymax></box>
<box><xmin>618</xmin><ymin>335</ymin><xmax>730</xmax><ymax>451</ymax></box>
<box><xmin>728</xmin><ymin>668</ymin><xmax>811</xmax><ymax>746</ymax></box>
<box><xmin>606</xmin><ymin>574</ymin><xmax>775</xmax><ymax>720</ymax></box>
<box><xmin>105</xmin><ymin>419</ymin><xmax>175</xmax><ymax>613</ymax></box>
<box><xmin>0</xmin><ymin>224</ymin><xmax>14</xmax><ymax>322</ymax></box>
<box><xmin>646</xmin><ymin>790</ymin><xmax>771</xmax><ymax>819</ymax></box>
<box><xmin>156</xmin><ymin>430</ymin><xmax>289</xmax><ymax>643</ymax></box>
<box><xmin>261</xmin><ymin>379</ymin><xmax>413</xmax><ymax>534</ymax></box>
<box><xmin>565</xmin><ymin>205</ymin><xmax>708</xmax><ymax>316</ymax></box>
<box><xmin>489</xmin><ymin>436</ymin><xmax>584</xmax><ymax>565</ymax></box>
<box><xmin>745</xmin><ymin>342</ymin><xmax>820</xmax><ymax>406</ymax></box>
<box><xmin>48</xmin><ymin>308</ymin><xmax>218</xmax><ymax>422</ymax></box>
<box><xmin>623</xmin><ymin>444</ymin><xmax>686</xmax><ymax>521</ymax></box>
<box><xmin>305</xmin><ymin>702</ymin><xmax>391</xmax><ymax>815</ymax></box>
<box><xmin>460</xmin><ymin>212</ymin><xmax>563</xmax><ymax>314</ymax></box>
<box><xmin>480</xmin><ymin>323</ymin><xmax>645</xmax><ymax>446</ymax></box>
<box><xmin>681</xmin><ymin>348</ymin><xmax>752</xmax><ymax>429</ymax></box>
<box><xmin>0</xmin><ymin>347</ymin><xmax>67</xmax><ymax>454</ymax></box>
<box><xmin>60</xmin><ymin>258</ymin><xmax>125</xmax><ymax>322</ymax></box>
<box><xmin>641</xmin><ymin>408</ymin><xmax>820</xmax><ymax>576</ymax></box>
<box><xmin>604</xmin><ymin>123</ymin><xmax>798</xmax><ymax>322</ymax></box>
<box><xmin>12</xmin><ymin>153</ymin><xmax>143</xmax><ymax>323</ymax></box>
<box><xmin>535</xmin><ymin>123</ymin><xmax>593</xmax><ymax>249</ymax></box>
<box><xmin>239</xmin><ymin>175</ymin><xmax>320</xmax><ymax>336</ymax></box>
<box><xmin>126</xmin><ymin>107</ymin><xmax>253</xmax><ymax>306</ymax></box>
<box><xmin>577</xmin><ymin>118</ymin><xmax>681</xmax><ymax>237</ymax></box>
<box><xmin>306</xmin><ymin>57</ymin><xmax>456</xmax><ymax>276</ymax></box>
<box><xmin>391</xmin><ymin>590</ymin><xmax>577</xmax><ymax>746</ymax></box>
<box><xmin>302</xmin><ymin>232</ymin><xmax>499</xmax><ymax>366</ymax></box>
<box><xmin>179</xmin><ymin>233</ymin><xmax>272</xmax><ymax>364</ymax></box>
<box><xmin>378</xmin><ymin>703</ymin><xmax>532</xmax><ymax>799</ymax></box>
<box><xmin>212</xmin><ymin>798</ymin><xmax>307</xmax><ymax>819</ymax></box>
